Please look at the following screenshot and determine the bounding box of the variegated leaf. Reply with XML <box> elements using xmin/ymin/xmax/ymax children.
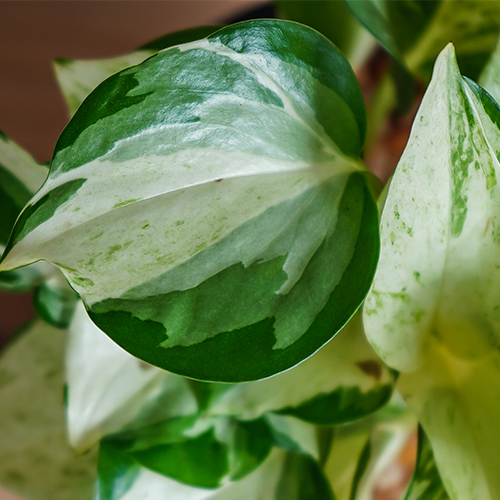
<box><xmin>0</xmin><ymin>131</ymin><xmax>52</xmax><ymax>291</ymax></box>
<box><xmin>0</xmin><ymin>319</ymin><xmax>96</xmax><ymax>500</ymax></box>
<box><xmin>364</xmin><ymin>45</ymin><xmax>500</xmax><ymax>500</ymax></box>
<box><xmin>0</xmin><ymin>20</ymin><xmax>378</xmax><ymax>382</ymax></box>
<box><xmin>66</xmin><ymin>302</ymin><xmax>198</xmax><ymax>453</ymax></box>
<box><xmin>54</xmin><ymin>26</ymin><xmax>220</xmax><ymax>116</ymax></box>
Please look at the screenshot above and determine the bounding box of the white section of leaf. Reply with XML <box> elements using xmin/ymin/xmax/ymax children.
<box><xmin>0</xmin><ymin>134</ymin><xmax>48</xmax><ymax>192</ymax></box>
<box><xmin>4</xmin><ymin>155</ymin><xmax>346</xmax><ymax>305</ymax></box>
<box><xmin>66</xmin><ymin>303</ymin><xmax>197</xmax><ymax>452</ymax></box>
<box><xmin>118</xmin><ymin>447</ymin><xmax>285</xmax><ymax>500</ymax></box>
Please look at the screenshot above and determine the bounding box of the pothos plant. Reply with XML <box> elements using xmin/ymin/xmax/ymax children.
<box><xmin>1</xmin><ymin>2</ymin><xmax>500</xmax><ymax>500</ymax></box>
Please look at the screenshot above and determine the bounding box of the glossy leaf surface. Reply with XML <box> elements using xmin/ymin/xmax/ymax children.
<box><xmin>54</xmin><ymin>25</ymin><xmax>220</xmax><ymax>116</ymax></box>
<box><xmin>364</xmin><ymin>45</ymin><xmax>500</xmax><ymax>500</ymax></box>
<box><xmin>0</xmin><ymin>131</ymin><xmax>51</xmax><ymax>291</ymax></box>
<box><xmin>1</xmin><ymin>20</ymin><xmax>378</xmax><ymax>382</ymax></box>
<box><xmin>0</xmin><ymin>320</ymin><xmax>96</xmax><ymax>500</ymax></box>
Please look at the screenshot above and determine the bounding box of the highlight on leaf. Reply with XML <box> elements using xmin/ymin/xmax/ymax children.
<box><xmin>0</xmin><ymin>19</ymin><xmax>380</xmax><ymax>383</ymax></box>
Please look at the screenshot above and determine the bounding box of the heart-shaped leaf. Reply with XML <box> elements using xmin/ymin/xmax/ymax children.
<box><xmin>1</xmin><ymin>20</ymin><xmax>378</xmax><ymax>382</ymax></box>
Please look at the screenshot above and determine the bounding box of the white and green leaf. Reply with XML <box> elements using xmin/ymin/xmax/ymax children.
<box><xmin>364</xmin><ymin>44</ymin><xmax>500</xmax><ymax>500</ymax></box>
<box><xmin>53</xmin><ymin>25</ymin><xmax>220</xmax><ymax>116</ymax></box>
<box><xmin>0</xmin><ymin>131</ymin><xmax>51</xmax><ymax>291</ymax></box>
<box><xmin>66</xmin><ymin>302</ymin><xmax>198</xmax><ymax>453</ymax></box>
<box><xmin>0</xmin><ymin>319</ymin><xmax>96</xmax><ymax>500</ymax></box>
<box><xmin>101</xmin><ymin>414</ymin><xmax>276</xmax><ymax>489</ymax></box>
<box><xmin>1</xmin><ymin>20</ymin><xmax>378</xmax><ymax>382</ymax></box>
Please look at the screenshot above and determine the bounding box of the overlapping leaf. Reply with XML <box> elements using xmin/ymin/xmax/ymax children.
<box><xmin>364</xmin><ymin>44</ymin><xmax>500</xmax><ymax>500</ymax></box>
<box><xmin>0</xmin><ymin>132</ymin><xmax>52</xmax><ymax>291</ymax></box>
<box><xmin>66</xmin><ymin>302</ymin><xmax>198</xmax><ymax>453</ymax></box>
<box><xmin>205</xmin><ymin>312</ymin><xmax>394</xmax><ymax>424</ymax></box>
<box><xmin>345</xmin><ymin>0</ymin><xmax>500</xmax><ymax>82</ymax></box>
<box><xmin>95</xmin><ymin>444</ymin><xmax>333</xmax><ymax>500</ymax></box>
<box><xmin>66</xmin><ymin>309</ymin><xmax>393</xmax><ymax>454</ymax></box>
<box><xmin>0</xmin><ymin>20</ymin><xmax>379</xmax><ymax>382</ymax></box>
<box><xmin>53</xmin><ymin>26</ymin><xmax>220</xmax><ymax>116</ymax></box>
<box><xmin>0</xmin><ymin>319</ymin><xmax>96</xmax><ymax>500</ymax></box>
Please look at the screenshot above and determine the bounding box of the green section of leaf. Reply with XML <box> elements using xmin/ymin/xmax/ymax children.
<box><xmin>66</xmin><ymin>302</ymin><xmax>198</xmax><ymax>453</ymax></box>
<box><xmin>275</xmin><ymin>452</ymin><xmax>334</xmax><ymax>500</ymax></box>
<box><xmin>33</xmin><ymin>272</ymin><xmax>79</xmax><ymax>328</ymax></box>
<box><xmin>277</xmin><ymin>384</ymin><xmax>392</xmax><ymax>426</ymax></box>
<box><xmin>205</xmin><ymin>311</ymin><xmax>394</xmax><ymax>423</ymax></box>
<box><xmin>104</xmin><ymin>415</ymin><xmax>274</xmax><ymax>489</ymax></box>
<box><xmin>403</xmin><ymin>427</ymin><xmax>449</xmax><ymax>500</ymax></box>
<box><xmin>365</xmin><ymin>45</ymin><xmax>500</xmax><ymax>500</ymax></box>
<box><xmin>96</xmin><ymin>442</ymin><xmax>141</xmax><ymax>500</ymax></box>
<box><xmin>0</xmin><ymin>319</ymin><xmax>96</xmax><ymax>500</ymax></box>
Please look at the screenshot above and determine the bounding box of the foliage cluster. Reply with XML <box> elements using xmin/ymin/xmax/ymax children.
<box><xmin>2</xmin><ymin>2</ymin><xmax>500</xmax><ymax>499</ymax></box>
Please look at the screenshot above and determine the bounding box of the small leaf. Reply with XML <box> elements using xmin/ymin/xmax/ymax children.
<box><xmin>364</xmin><ymin>44</ymin><xmax>500</xmax><ymax>500</ymax></box>
<box><xmin>0</xmin><ymin>132</ymin><xmax>50</xmax><ymax>291</ymax></box>
<box><xmin>53</xmin><ymin>25</ymin><xmax>220</xmax><ymax>116</ymax></box>
<box><xmin>95</xmin><ymin>445</ymin><xmax>333</xmax><ymax>500</ymax></box>
<box><xmin>33</xmin><ymin>271</ymin><xmax>79</xmax><ymax>328</ymax></box>
<box><xmin>0</xmin><ymin>319</ymin><xmax>96</xmax><ymax>500</ymax></box>
<box><xmin>1</xmin><ymin>20</ymin><xmax>378</xmax><ymax>382</ymax></box>
<box><xmin>103</xmin><ymin>415</ymin><xmax>274</xmax><ymax>488</ymax></box>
